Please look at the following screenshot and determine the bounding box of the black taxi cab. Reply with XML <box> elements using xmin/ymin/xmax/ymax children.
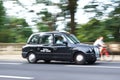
<box><xmin>22</xmin><ymin>31</ymin><xmax>100</xmax><ymax>65</ymax></box>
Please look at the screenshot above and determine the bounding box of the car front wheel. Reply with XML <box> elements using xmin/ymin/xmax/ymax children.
<box><xmin>74</xmin><ymin>53</ymin><xmax>86</xmax><ymax>65</ymax></box>
<box><xmin>27</xmin><ymin>52</ymin><xmax>37</xmax><ymax>63</ymax></box>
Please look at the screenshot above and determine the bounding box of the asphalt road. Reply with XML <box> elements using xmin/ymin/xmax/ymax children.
<box><xmin>0</xmin><ymin>60</ymin><xmax>120</xmax><ymax>80</ymax></box>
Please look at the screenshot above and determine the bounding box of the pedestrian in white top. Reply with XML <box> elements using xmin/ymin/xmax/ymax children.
<box><xmin>94</xmin><ymin>36</ymin><xmax>110</xmax><ymax>57</ymax></box>
<box><xmin>94</xmin><ymin>36</ymin><xmax>106</xmax><ymax>52</ymax></box>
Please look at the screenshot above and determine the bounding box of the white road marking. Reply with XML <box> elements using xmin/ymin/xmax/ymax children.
<box><xmin>66</xmin><ymin>65</ymin><xmax>120</xmax><ymax>69</ymax></box>
<box><xmin>0</xmin><ymin>62</ymin><xmax>22</xmax><ymax>65</ymax></box>
<box><xmin>0</xmin><ymin>75</ymin><xmax>34</xmax><ymax>80</ymax></box>
<box><xmin>97</xmin><ymin>61</ymin><xmax>120</xmax><ymax>63</ymax></box>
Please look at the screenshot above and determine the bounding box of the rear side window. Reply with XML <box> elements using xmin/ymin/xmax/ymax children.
<box><xmin>28</xmin><ymin>35</ymin><xmax>39</xmax><ymax>44</ymax></box>
<box><xmin>40</xmin><ymin>34</ymin><xmax>53</xmax><ymax>44</ymax></box>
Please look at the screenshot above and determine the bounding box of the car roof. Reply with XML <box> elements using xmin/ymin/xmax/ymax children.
<box><xmin>32</xmin><ymin>31</ymin><xmax>70</xmax><ymax>35</ymax></box>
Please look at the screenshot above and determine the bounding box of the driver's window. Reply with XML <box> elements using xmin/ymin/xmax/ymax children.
<box><xmin>54</xmin><ymin>35</ymin><xmax>64</xmax><ymax>45</ymax></box>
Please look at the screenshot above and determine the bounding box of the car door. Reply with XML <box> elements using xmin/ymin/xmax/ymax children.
<box><xmin>37</xmin><ymin>33</ymin><xmax>54</xmax><ymax>60</ymax></box>
<box><xmin>52</xmin><ymin>34</ymin><xmax>72</xmax><ymax>61</ymax></box>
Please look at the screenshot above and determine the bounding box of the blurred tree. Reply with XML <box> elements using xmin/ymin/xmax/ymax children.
<box><xmin>67</xmin><ymin>0</ymin><xmax>78</xmax><ymax>34</ymax></box>
<box><xmin>76</xmin><ymin>18</ymin><xmax>110</xmax><ymax>42</ymax></box>
<box><xmin>0</xmin><ymin>0</ymin><xmax>6</xmax><ymax>29</ymax></box>
<box><xmin>83</xmin><ymin>0</ymin><xmax>112</xmax><ymax>19</ymax></box>
<box><xmin>81</xmin><ymin>0</ymin><xmax>120</xmax><ymax>42</ymax></box>
<box><xmin>0</xmin><ymin>0</ymin><xmax>9</xmax><ymax>42</ymax></box>
<box><xmin>36</xmin><ymin>0</ymin><xmax>78</xmax><ymax>34</ymax></box>
<box><xmin>13</xmin><ymin>0</ymin><xmax>78</xmax><ymax>34</ymax></box>
<box><xmin>6</xmin><ymin>17</ymin><xmax>28</xmax><ymax>29</ymax></box>
<box><xmin>0</xmin><ymin>16</ymin><xmax>32</xmax><ymax>43</ymax></box>
<box><xmin>106</xmin><ymin>1</ymin><xmax>120</xmax><ymax>42</ymax></box>
<box><xmin>6</xmin><ymin>17</ymin><xmax>32</xmax><ymax>43</ymax></box>
<box><xmin>105</xmin><ymin>17</ymin><xmax>120</xmax><ymax>42</ymax></box>
<box><xmin>15</xmin><ymin>27</ymin><xmax>32</xmax><ymax>42</ymax></box>
<box><xmin>0</xmin><ymin>0</ymin><xmax>33</xmax><ymax>43</ymax></box>
<box><xmin>0</xmin><ymin>30</ymin><xmax>13</xmax><ymax>43</ymax></box>
<box><xmin>38</xmin><ymin>9</ymin><xmax>55</xmax><ymax>31</ymax></box>
<box><xmin>37</xmin><ymin>22</ymin><xmax>49</xmax><ymax>32</ymax></box>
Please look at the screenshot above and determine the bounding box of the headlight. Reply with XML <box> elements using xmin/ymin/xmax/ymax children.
<box><xmin>87</xmin><ymin>48</ymin><xmax>93</xmax><ymax>53</ymax></box>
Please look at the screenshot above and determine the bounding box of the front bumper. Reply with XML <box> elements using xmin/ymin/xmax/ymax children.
<box><xmin>86</xmin><ymin>53</ymin><xmax>96</xmax><ymax>62</ymax></box>
<box><xmin>94</xmin><ymin>47</ymin><xmax>100</xmax><ymax>59</ymax></box>
<box><xmin>22</xmin><ymin>52</ymin><xmax>28</xmax><ymax>58</ymax></box>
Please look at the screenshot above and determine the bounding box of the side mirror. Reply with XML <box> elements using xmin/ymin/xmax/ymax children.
<box><xmin>63</xmin><ymin>41</ymin><xmax>68</xmax><ymax>46</ymax></box>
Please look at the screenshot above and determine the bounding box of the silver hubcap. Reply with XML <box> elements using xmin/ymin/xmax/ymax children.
<box><xmin>29</xmin><ymin>53</ymin><xmax>36</xmax><ymax>62</ymax></box>
<box><xmin>76</xmin><ymin>54</ymin><xmax>84</xmax><ymax>61</ymax></box>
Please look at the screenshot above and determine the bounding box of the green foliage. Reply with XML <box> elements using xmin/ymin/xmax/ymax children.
<box><xmin>12</xmin><ymin>0</ymin><xmax>78</xmax><ymax>34</ymax></box>
<box><xmin>15</xmin><ymin>28</ymin><xmax>32</xmax><ymax>42</ymax></box>
<box><xmin>40</xmin><ymin>11</ymin><xmax>52</xmax><ymax>21</ymax></box>
<box><xmin>2</xmin><ymin>0</ymin><xmax>119</xmax><ymax>43</ymax></box>
<box><xmin>0</xmin><ymin>1</ymin><xmax>6</xmax><ymax>29</ymax></box>
<box><xmin>35</xmin><ymin>0</ymin><xmax>78</xmax><ymax>34</ymax></box>
<box><xmin>9</xmin><ymin>18</ymin><xmax>32</xmax><ymax>43</ymax></box>
<box><xmin>79</xmin><ymin>0</ymin><xmax>120</xmax><ymax>42</ymax></box>
<box><xmin>39</xmin><ymin>10</ymin><xmax>55</xmax><ymax>31</ymax></box>
<box><xmin>9</xmin><ymin>17</ymin><xmax>28</xmax><ymax>27</ymax></box>
<box><xmin>104</xmin><ymin>1</ymin><xmax>120</xmax><ymax>42</ymax></box>
<box><xmin>76</xmin><ymin>17</ymin><xmax>120</xmax><ymax>42</ymax></box>
<box><xmin>0</xmin><ymin>30</ymin><xmax>14</xmax><ymax>43</ymax></box>
<box><xmin>0</xmin><ymin>16</ymin><xmax>32</xmax><ymax>43</ymax></box>
<box><xmin>76</xmin><ymin>18</ymin><xmax>111</xmax><ymax>42</ymax></box>
<box><xmin>37</xmin><ymin>23</ymin><xmax>49</xmax><ymax>32</ymax></box>
<box><xmin>105</xmin><ymin>18</ymin><xmax>120</xmax><ymax>42</ymax></box>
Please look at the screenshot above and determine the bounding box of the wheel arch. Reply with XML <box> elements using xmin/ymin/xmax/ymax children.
<box><xmin>26</xmin><ymin>50</ymin><xmax>36</xmax><ymax>58</ymax></box>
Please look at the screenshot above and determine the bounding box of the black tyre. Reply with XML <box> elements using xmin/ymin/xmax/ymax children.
<box><xmin>27</xmin><ymin>52</ymin><xmax>37</xmax><ymax>63</ymax></box>
<box><xmin>87</xmin><ymin>58</ymin><xmax>96</xmax><ymax>64</ymax></box>
<box><xmin>74</xmin><ymin>53</ymin><xmax>86</xmax><ymax>65</ymax></box>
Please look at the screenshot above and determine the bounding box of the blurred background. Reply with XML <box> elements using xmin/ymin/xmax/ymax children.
<box><xmin>0</xmin><ymin>0</ymin><xmax>120</xmax><ymax>43</ymax></box>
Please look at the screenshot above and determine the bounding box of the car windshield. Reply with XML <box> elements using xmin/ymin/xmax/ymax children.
<box><xmin>65</xmin><ymin>34</ymin><xmax>80</xmax><ymax>44</ymax></box>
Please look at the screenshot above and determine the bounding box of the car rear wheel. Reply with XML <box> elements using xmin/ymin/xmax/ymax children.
<box><xmin>74</xmin><ymin>53</ymin><xmax>86</xmax><ymax>65</ymax></box>
<box><xmin>27</xmin><ymin>52</ymin><xmax>37</xmax><ymax>63</ymax></box>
